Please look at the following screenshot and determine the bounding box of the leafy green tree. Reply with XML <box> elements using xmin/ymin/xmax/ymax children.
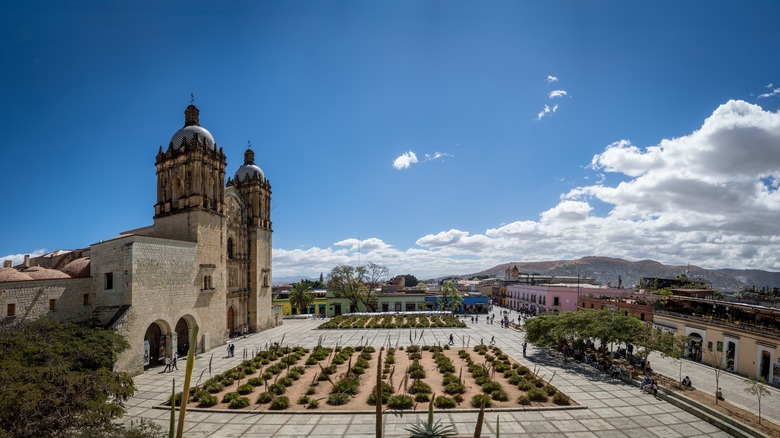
<box><xmin>403</xmin><ymin>274</ymin><xmax>419</xmax><ymax>287</ymax></box>
<box><xmin>744</xmin><ymin>377</ymin><xmax>770</xmax><ymax>424</ymax></box>
<box><xmin>289</xmin><ymin>281</ymin><xmax>315</xmax><ymax>314</ymax></box>
<box><xmin>0</xmin><ymin>318</ymin><xmax>135</xmax><ymax>438</ymax></box>
<box><xmin>525</xmin><ymin>308</ymin><xmax>645</xmax><ymax>351</ymax></box>
<box><xmin>438</xmin><ymin>281</ymin><xmax>463</xmax><ymax>313</ymax></box>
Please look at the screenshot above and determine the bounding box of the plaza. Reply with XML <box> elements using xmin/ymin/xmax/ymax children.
<box><xmin>120</xmin><ymin>306</ymin><xmax>779</xmax><ymax>437</ymax></box>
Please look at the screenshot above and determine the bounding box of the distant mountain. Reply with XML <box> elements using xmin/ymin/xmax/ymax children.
<box><xmin>272</xmin><ymin>275</ymin><xmax>318</xmax><ymax>285</ymax></box>
<box><xmin>470</xmin><ymin>256</ymin><xmax>780</xmax><ymax>292</ymax></box>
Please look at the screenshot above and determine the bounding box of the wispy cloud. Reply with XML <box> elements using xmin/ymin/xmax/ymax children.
<box><xmin>758</xmin><ymin>87</ymin><xmax>780</xmax><ymax>99</ymax></box>
<box><xmin>548</xmin><ymin>90</ymin><xmax>568</xmax><ymax>99</ymax></box>
<box><xmin>392</xmin><ymin>151</ymin><xmax>418</xmax><ymax>169</ymax></box>
<box><xmin>1</xmin><ymin>249</ymin><xmax>47</xmax><ymax>266</ymax></box>
<box><xmin>546</xmin><ymin>75</ymin><xmax>558</xmax><ymax>83</ymax></box>
<box><xmin>536</xmin><ymin>104</ymin><xmax>559</xmax><ymax>120</ymax></box>
<box><xmin>423</xmin><ymin>152</ymin><xmax>453</xmax><ymax>162</ymax></box>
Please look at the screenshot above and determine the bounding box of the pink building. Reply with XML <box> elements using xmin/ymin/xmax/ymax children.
<box><xmin>506</xmin><ymin>283</ymin><xmax>633</xmax><ymax>314</ymax></box>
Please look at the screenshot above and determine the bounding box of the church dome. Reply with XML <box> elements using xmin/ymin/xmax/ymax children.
<box><xmin>169</xmin><ymin>104</ymin><xmax>216</xmax><ymax>151</ymax></box>
<box><xmin>234</xmin><ymin>148</ymin><xmax>265</xmax><ymax>182</ymax></box>
<box><xmin>60</xmin><ymin>257</ymin><xmax>91</xmax><ymax>278</ymax></box>
<box><xmin>0</xmin><ymin>268</ymin><xmax>33</xmax><ymax>282</ymax></box>
<box><xmin>23</xmin><ymin>266</ymin><xmax>71</xmax><ymax>280</ymax></box>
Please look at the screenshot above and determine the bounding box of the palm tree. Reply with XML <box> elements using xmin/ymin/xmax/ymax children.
<box><xmin>289</xmin><ymin>281</ymin><xmax>314</xmax><ymax>315</ymax></box>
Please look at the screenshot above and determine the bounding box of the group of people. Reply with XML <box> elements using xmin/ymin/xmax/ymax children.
<box><xmin>161</xmin><ymin>354</ymin><xmax>178</xmax><ymax>372</ymax></box>
<box><xmin>227</xmin><ymin>343</ymin><xmax>235</xmax><ymax>357</ymax></box>
<box><xmin>640</xmin><ymin>375</ymin><xmax>659</xmax><ymax>398</ymax></box>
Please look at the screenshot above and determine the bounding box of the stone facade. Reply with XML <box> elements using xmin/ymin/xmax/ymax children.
<box><xmin>0</xmin><ymin>104</ymin><xmax>281</xmax><ymax>375</ymax></box>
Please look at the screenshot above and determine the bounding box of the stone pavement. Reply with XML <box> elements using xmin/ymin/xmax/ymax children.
<box><xmin>122</xmin><ymin>310</ymin><xmax>738</xmax><ymax>437</ymax></box>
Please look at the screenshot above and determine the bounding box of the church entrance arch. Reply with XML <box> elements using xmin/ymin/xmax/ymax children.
<box><xmin>144</xmin><ymin>320</ymin><xmax>171</xmax><ymax>369</ymax></box>
<box><xmin>227</xmin><ymin>306</ymin><xmax>236</xmax><ymax>338</ymax></box>
<box><xmin>175</xmin><ymin>315</ymin><xmax>195</xmax><ymax>357</ymax></box>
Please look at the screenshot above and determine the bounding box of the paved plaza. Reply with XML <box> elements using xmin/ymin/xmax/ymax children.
<box><xmin>121</xmin><ymin>308</ymin><xmax>778</xmax><ymax>437</ymax></box>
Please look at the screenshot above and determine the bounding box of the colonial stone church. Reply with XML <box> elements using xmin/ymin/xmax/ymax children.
<box><xmin>0</xmin><ymin>104</ymin><xmax>281</xmax><ymax>375</ymax></box>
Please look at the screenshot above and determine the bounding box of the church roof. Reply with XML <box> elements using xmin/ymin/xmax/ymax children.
<box><xmin>23</xmin><ymin>266</ymin><xmax>71</xmax><ymax>280</ymax></box>
<box><xmin>0</xmin><ymin>268</ymin><xmax>34</xmax><ymax>282</ymax></box>
<box><xmin>169</xmin><ymin>104</ymin><xmax>216</xmax><ymax>151</ymax></box>
<box><xmin>60</xmin><ymin>257</ymin><xmax>91</xmax><ymax>278</ymax></box>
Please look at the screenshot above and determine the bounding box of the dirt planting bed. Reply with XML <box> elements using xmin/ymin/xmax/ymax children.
<box><xmin>169</xmin><ymin>343</ymin><xmax>576</xmax><ymax>412</ymax></box>
<box><xmin>317</xmin><ymin>314</ymin><xmax>467</xmax><ymax>329</ymax></box>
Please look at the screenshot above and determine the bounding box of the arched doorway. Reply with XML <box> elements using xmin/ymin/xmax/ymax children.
<box><xmin>175</xmin><ymin>317</ymin><xmax>193</xmax><ymax>357</ymax></box>
<box><xmin>227</xmin><ymin>306</ymin><xmax>236</xmax><ymax>338</ymax></box>
<box><xmin>688</xmin><ymin>333</ymin><xmax>703</xmax><ymax>361</ymax></box>
<box><xmin>144</xmin><ymin>322</ymin><xmax>166</xmax><ymax>369</ymax></box>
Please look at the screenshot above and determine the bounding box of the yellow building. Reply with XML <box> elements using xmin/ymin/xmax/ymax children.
<box><xmin>653</xmin><ymin>296</ymin><xmax>780</xmax><ymax>384</ymax></box>
<box><xmin>273</xmin><ymin>289</ymin><xmax>327</xmax><ymax>316</ymax></box>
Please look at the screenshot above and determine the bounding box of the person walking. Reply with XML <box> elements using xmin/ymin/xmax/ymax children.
<box><xmin>163</xmin><ymin>355</ymin><xmax>172</xmax><ymax>372</ymax></box>
<box><xmin>522</xmin><ymin>341</ymin><xmax>527</xmax><ymax>357</ymax></box>
<box><xmin>448</xmin><ymin>334</ymin><xmax>454</xmax><ymax>345</ymax></box>
<box><xmin>172</xmin><ymin>354</ymin><xmax>178</xmax><ymax>370</ymax></box>
<box><xmin>490</xmin><ymin>336</ymin><xmax>496</xmax><ymax>345</ymax></box>
<box><xmin>230</xmin><ymin>343</ymin><xmax>235</xmax><ymax>357</ymax></box>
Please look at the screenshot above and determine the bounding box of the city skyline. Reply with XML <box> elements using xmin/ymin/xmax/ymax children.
<box><xmin>2</xmin><ymin>1</ymin><xmax>780</xmax><ymax>279</ymax></box>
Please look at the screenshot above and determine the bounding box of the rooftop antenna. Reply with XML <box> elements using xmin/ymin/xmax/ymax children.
<box><xmin>248</xmin><ymin>140</ymin><xmax>252</xmax><ymax>149</ymax></box>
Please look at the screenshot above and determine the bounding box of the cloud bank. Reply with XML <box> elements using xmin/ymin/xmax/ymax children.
<box><xmin>392</xmin><ymin>150</ymin><xmax>453</xmax><ymax>169</ymax></box>
<box><xmin>277</xmin><ymin>100</ymin><xmax>780</xmax><ymax>279</ymax></box>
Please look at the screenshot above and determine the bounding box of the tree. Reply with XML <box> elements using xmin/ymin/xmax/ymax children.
<box><xmin>524</xmin><ymin>308</ymin><xmax>645</xmax><ymax>352</ymax></box>
<box><xmin>0</xmin><ymin>318</ymin><xmax>135</xmax><ymax>438</ymax></box>
<box><xmin>402</xmin><ymin>274</ymin><xmax>419</xmax><ymax>287</ymax></box>
<box><xmin>707</xmin><ymin>349</ymin><xmax>727</xmax><ymax>405</ymax></box>
<box><xmin>438</xmin><ymin>281</ymin><xmax>463</xmax><ymax>313</ymax></box>
<box><xmin>744</xmin><ymin>377</ymin><xmax>770</xmax><ymax>424</ymax></box>
<box><xmin>326</xmin><ymin>263</ymin><xmax>387</xmax><ymax>312</ymax></box>
<box><xmin>288</xmin><ymin>281</ymin><xmax>315</xmax><ymax>315</ymax></box>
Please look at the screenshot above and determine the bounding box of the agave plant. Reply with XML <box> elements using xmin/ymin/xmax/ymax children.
<box><xmin>404</xmin><ymin>394</ymin><xmax>457</xmax><ymax>438</ymax></box>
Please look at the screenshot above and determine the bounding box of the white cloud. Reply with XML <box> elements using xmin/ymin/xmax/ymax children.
<box><xmin>0</xmin><ymin>249</ymin><xmax>47</xmax><ymax>266</ymax></box>
<box><xmin>536</xmin><ymin>104</ymin><xmax>559</xmax><ymax>120</ymax></box>
<box><xmin>546</xmin><ymin>75</ymin><xmax>558</xmax><ymax>83</ymax></box>
<box><xmin>275</xmin><ymin>100</ymin><xmax>780</xmax><ymax>279</ymax></box>
<box><xmin>392</xmin><ymin>151</ymin><xmax>418</xmax><ymax>169</ymax></box>
<box><xmin>758</xmin><ymin>88</ymin><xmax>780</xmax><ymax>99</ymax></box>
<box><xmin>548</xmin><ymin>90</ymin><xmax>568</xmax><ymax>99</ymax></box>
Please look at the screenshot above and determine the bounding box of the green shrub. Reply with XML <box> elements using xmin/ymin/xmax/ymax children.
<box><xmin>387</xmin><ymin>394</ymin><xmax>414</xmax><ymax>409</ymax></box>
<box><xmin>544</xmin><ymin>385</ymin><xmax>557</xmax><ymax>396</ymax></box>
<box><xmin>269</xmin><ymin>396</ymin><xmax>290</xmax><ymax>410</ymax></box>
<box><xmin>408</xmin><ymin>380</ymin><xmax>432</xmax><ymax>395</ymax></box>
<box><xmin>297</xmin><ymin>395</ymin><xmax>310</xmax><ymax>405</ymax></box>
<box><xmin>280</xmin><ymin>377</ymin><xmax>293</xmax><ymax>387</ymax></box>
<box><xmin>491</xmin><ymin>390</ymin><xmax>509</xmax><ymax>401</ymax></box>
<box><xmin>222</xmin><ymin>392</ymin><xmax>240</xmax><ymax>403</ymax></box>
<box><xmin>237</xmin><ymin>384</ymin><xmax>253</xmax><ymax>395</ymax></box>
<box><xmin>443</xmin><ymin>382</ymin><xmax>466</xmax><ymax>395</ymax></box>
<box><xmin>517</xmin><ymin>380</ymin><xmax>534</xmax><ymax>391</ymax></box>
<box><xmin>197</xmin><ymin>393</ymin><xmax>218</xmax><ymax>407</ymax></box>
<box><xmin>256</xmin><ymin>392</ymin><xmax>274</xmax><ymax>404</ymax></box>
<box><xmin>471</xmin><ymin>394</ymin><xmax>492</xmax><ymax>408</ymax></box>
<box><xmin>553</xmin><ymin>392</ymin><xmax>571</xmax><ymax>405</ymax></box>
<box><xmin>248</xmin><ymin>377</ymin><xmax>264</xmax><ymax>387</ymax></box>
<box><xmin>367</xmin><ymin>382</ymin><xmax>393</xmax><ymax>405</ymax></box>
<box><xmin>527</xmin><ymin>388</ymin><xmax>548</xmax><ymax>402</ymax></box>
<box><xmin>518</xmin><ymin>395</ymin><xmax>531</xmax><ymax>405</ymax></box>
<box><xmin>306</xmin><ymin>386</ymin><xmax>316</xmax><ymax>395</ymax></box>
<box><xmin>307</xmin><ymin>399</ymin><xmax>320</xmax><ymax>409</ymax></box>
<box><xmin>228</xmin><ymin>396</ymin><xmax>250</xmax><ymax>409</ymax></box>
<box><xmin>434</xmin><ymin>395</ymin><xmax>457</xmax><ymax>409</ymax></box>
<box><xmin>327</xmin><ymin>392</ymin><xmax>351</xmax><ymax>406</ymax></box>
<box><xmin>481</xmin><ymin>381</ymin><xmax>502</xmax><ymax>394</ymax></box>
<box><xmin>414</xmin><ymin>393</ymin><xmax>430</xmax><ymax>403</ymax></box>
<box><xmin>268</xmin><ymin>383</ymin><xmax>286</xmax><ymax>395</ymax></box>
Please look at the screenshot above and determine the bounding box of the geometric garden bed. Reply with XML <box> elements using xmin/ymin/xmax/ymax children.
<box><xmin>170</xmin><ymin>343</ymin><xmax>576</xmax><ymax>412</ymax></box>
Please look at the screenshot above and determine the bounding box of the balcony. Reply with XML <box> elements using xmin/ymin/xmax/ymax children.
<box><xmin>654</xmin><ymin>309</ymin><xmax>780</xmax><ymax>339</ymax></box>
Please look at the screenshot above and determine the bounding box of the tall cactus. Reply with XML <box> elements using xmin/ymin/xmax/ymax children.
<box><xmin>474</xmin><ymin>397</ymin><xmax>485</xmax><ymax>438</ymax></box>
<box><xmin>376</xmin><ymin>349</ymin><xmax>383</xmax><ymax>438</ymax></box>
<box><xmin>176</xmin><ymin>324</ymin><xmax>199</xmax><ymax>438</ymax></box>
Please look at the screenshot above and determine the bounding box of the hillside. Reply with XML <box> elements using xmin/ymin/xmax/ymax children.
<box><xmin>470</xmin><ymin>256</ymin><xmax>780</xmax><ymax>292</ymax></box>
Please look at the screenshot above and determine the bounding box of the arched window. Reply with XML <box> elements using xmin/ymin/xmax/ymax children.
<box><xmin>227</xmin><ymin>238</ymin><xmax>234</xmax><ymax>260</ymax></box>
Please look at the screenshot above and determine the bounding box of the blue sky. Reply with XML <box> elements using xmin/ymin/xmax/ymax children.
<box><xmin>2</xmin><ymin>1</ymin><xmax>780</xmax><ymax>279</ymax></box>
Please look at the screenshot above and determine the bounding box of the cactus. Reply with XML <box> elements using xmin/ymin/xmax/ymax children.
<box><xmin>404</xmin><ymin>394</ymin><xmax>456</xmax><ymax>438</ymax></box>
<box><xmin>168</xmin><ymin>378</ymin><xmax>175</xmax><ymax>438</ymax></box>
<box><xmin>176</xmin><ymin>324</ymin><xmax>199</xmax><ymax>438</ymax></box>
<box><xmin>473</xmin><ymin>397</ymin><xmax>485</xmax><ymax>438</ymax></box>
<box><xmin>376</xmin><ymin>350</ymin><xmax>383</xmax><ymax>438</ymax></box>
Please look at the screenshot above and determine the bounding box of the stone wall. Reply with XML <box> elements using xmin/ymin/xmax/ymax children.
<box><xmin>0</xmin><ymin>278</ymin><xmax>93</xmax><ymax>322</ymax></box>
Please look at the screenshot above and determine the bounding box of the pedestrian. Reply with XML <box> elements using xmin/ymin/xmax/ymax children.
<box><xmin>522</xmin><ymin>341</ymin><xmax>527</xmax><ymax>357</ymax></box>
<box><xmin>172</xmin><ymin>354</ymin><xmax>178</xmax><ymax>370</ymax></box>
<box><xmin>448</xmin><ymin>334</ymin><xmax>454</xmax><ymax>345</ymax></box>
<box><xmin>471</xmin><ymin>316</ymin><xmax>474</xmax><ymax>323</ymax></box>
<box><xmin>490</xmin><ymin>336</ymin><xmax>495</xmax><ymax>345</ymax></box>
<box><xmin>163</xmin><ymin>355</ymin><xmax>172</xmax><ymax>372</ymax></box>
<box><xmin>229</xmin><ymin>343</ymin><xmax>235</xmax><ymax>357</ymax></box>
<box><xmin>227</xmin><ymin>343</ymin><xmax>231</xmax><ymax>357</ymax></box>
